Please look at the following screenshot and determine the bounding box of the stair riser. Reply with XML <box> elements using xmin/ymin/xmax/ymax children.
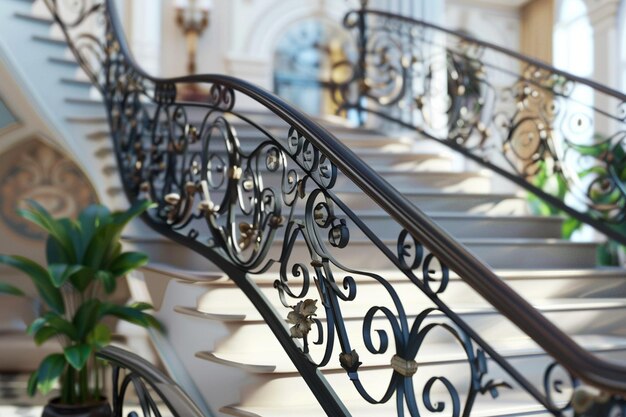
<box><xmin>193</xmin><ymin>276</ymin><xmax>626</xmax><ymax>321</ymax></box>
<box><xmin>195</xmin><ymin>303</ymin><xmax>626</xmax><ymax>354</ymax></box>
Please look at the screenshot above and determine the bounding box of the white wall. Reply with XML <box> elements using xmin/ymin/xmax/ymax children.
<box><xmin>446</xmin><ymin>0</ymin><xmax>522</xmax><ymax>50</ymax></box>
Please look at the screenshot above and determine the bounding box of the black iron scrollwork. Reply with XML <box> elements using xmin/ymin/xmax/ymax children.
<box><xmin>44</xmin><ymin>1</ymin><xmax>626</xmax><ymax>416</ymax></box>
<box><xmin>335</xmin><ymin>9</ymin><xmax>626</xmax><ymax>243</ymax></box>
<box><xmin>99</xmin><ymin>346</ymin><xmax>205</xmax><ymax>417</ymax></box>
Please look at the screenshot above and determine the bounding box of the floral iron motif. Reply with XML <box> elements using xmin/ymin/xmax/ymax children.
<box><xmin>333</xmin><ymin>10</ymin><xmax>626</xmax><ymax>243</ymax></box>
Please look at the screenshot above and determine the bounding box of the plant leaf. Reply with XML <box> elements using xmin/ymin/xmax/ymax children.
<box><xmin>83</xmin><ymin>229</ymin><xmax>109</xmax><ymax>269</ymax></box>
<box><xmin>19</xmin><ymin>200</ymin><xmax>76</xmax><ymax>263</ymax></box>
<box><xmin>562</xmin><ymin>217</ymin><xmax>583</xmax><ymax>239</ymax></box>
<box><xmin>109</xmin><ymin>252</ymin><xmax>148</xmax><ymax>277</ymax></box>
<box><xmin>0</xmin><ymin>282</ymin><xmax>24</xmax><ymax>296</ymax></box>
<box><xmin>111</xmin><ymin>200</ymin><xmax>153</xmax><ymax>227</ymax></box>
<box><xmin>77</xmin><ymin>205</ymin><xmax>112</xmax><ymax>259</ymax></box>
<box><xmin>68</xmin><ymin>267</ymin><xmax>96</xmax><ymax>293</ymax></box>
<box><xmin>0</xmin><ymin>255</ymin><xmax>64</xmax><ymax>314</ymax></box>
<box><xmin>46</xmin><ymin>235</ymin><xmax>69</xmax><ymax>264</ymax></box>
<box><xmin>27</xmin><ymin>317</ymin><xmax>48</xmax><ymax>335</ymax></box>
<box><xmin>48</xmin><ymin>264</ymin><xmax>85</xmax><ymax>288</ymax></box>
<box><xmin>34</xmin><ymin>326</ymin><xmax>60</xmax><ymax>346</ymax></box>
<box><xmin>96</xmin><ymin>270</ymin><xmax>116</xmax><ymax>294</ymax></box>
<box><xmin>73</xmin><ymin>299</ymin><xmax>102</xmax><ymax>339</ymax></box>
<box><xmin>42</xmin><ymin>312</ymin><xmax>78</xmax><ymax>341</ymax></box>
<box><xmin>142</xmin><ymin>313</ymin><xmax>164</xmax><ymax>333</ymax></box>
<box><xmin>34</xmin><ymin>353</ymin><xmax>66</xmax><ymax>395</ymax></box>
<box><xmin>130</xmin><ymin>302</ymin><xmax>154</xmax><ymax>311</ymax></box>
<box><xmin>99</xmin><ymin>303</ymin><xmax>163</xmax><ymax>332</ymax></box>
<box><xmin>64</xmin><ymin>344</ymin><xmax>92</xmax><ymax>370</ymax></box>
<box><xmin>27</xmin><ymin>371</ymin><xmax>38</xmax><ymax>397</ymax></box>
<box><xmin>87</xmin><ymin>323</ymin><xmax>111</xmax><ymax>348</ymax></box>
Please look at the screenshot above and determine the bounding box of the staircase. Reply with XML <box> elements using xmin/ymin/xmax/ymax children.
<box><xmin>0</xmin><ymin>0</ymin><xmax>126</xmax><ymax>210</ymax></box>
<box><xmin>5</xmin><ymin>1</ymin><xmax>626</xmax><ymax>417</ymax></box>
<box><xmin>148</xmin><ymin>113</ymin><xmax>626</xmax><ymax>417</ymax></box>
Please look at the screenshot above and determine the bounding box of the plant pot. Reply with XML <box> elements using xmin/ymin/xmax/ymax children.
<box><xmin>42</xmin><ymin>398</ymin><xmax>112</xmax><ymax>417</ymax></box>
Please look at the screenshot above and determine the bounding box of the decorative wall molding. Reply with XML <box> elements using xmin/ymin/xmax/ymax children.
<box><xmin>0</xmin><ymin>138</ymin><xmax>97</xmax><ymax>240</ymax></box>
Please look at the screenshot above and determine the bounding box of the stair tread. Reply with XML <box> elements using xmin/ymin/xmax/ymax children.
<box><xmin>199</xmin><ymin>334</ymin><xmax>626</xmax><ymax>374</ymax></box>
<box><xmin>171</xmin><ymin>266</ymin><xmax>626</xmax><ymax>286</ymax></box>
<box><xmin>184</xmin><ymin>297</ymin><xmax>626</xmax><ymax>323</ymax></box>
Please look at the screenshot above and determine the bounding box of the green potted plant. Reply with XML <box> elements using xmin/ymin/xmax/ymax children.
<box><xmin>0</xmin><ymin>199</ymin><xmax>161</xmax><ymax>417</ymax></box>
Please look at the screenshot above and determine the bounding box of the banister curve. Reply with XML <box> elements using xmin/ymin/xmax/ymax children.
<box><xmin>46</xmin><ymin>0</ymin><xmax>626</xmax><ymax>413</ymax></box>
<box><xmin>359</xmin><ymin>9</ymin><xmax>626</xmax><ymax>102</ymax></box>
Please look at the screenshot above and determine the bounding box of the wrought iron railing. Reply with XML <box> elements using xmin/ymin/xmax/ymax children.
<box><xmin>98</xmin><ymin>345</ymin><xmax>205</xmax><ymax>417</ymax></box>
<box><xmin>43</xmin><ymin>0</ymin><xmax>626</xmax><ymax>416</ymax></box>
<box><xmin>332</xmin><ymin>8</ymin><xmax>626</xmax><ymax>245</ymax></box>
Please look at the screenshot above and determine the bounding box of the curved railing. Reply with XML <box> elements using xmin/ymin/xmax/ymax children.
<box><xmin>44</xmin><ymin>0</ymin><xmax>626</xmax><ymax>416</ymax></box>
<box><xmin>332</xmin><ymin>8</ymin><xmax>626</xmax><ymax>245</ymax></box>
<box><xmin>99</xmin><ymin>345</ymin><xmax>205</xmax><ymax>417</ymax></box>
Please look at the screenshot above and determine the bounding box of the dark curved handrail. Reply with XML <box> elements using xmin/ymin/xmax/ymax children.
<box><xmin>98</xmin><ymin>346</ymin><xmax>205</xmax><ymax>417</ymax></box>
<box><xmin>43</xmin><ymin>0</ymin><xmax>626</xmax><ymax>414</ymax></box>
<box><xmin>362</xmin><ymin>10</ymin><xmax>626</xmax><ymax>102</ymax></box>
<box><xmin>335</xmin><ymin>8</ymin><xmax>626</xmax><ymax>246</ymax></box>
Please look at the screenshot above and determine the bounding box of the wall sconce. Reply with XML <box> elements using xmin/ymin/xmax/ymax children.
<box><xmin>175</xmin><ymin>0</ymin><xmax>212</xmax><ymax>76</ymax></box>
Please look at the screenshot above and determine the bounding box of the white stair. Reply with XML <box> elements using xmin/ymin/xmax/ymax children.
<box><xmin>0</xmin><ymin>0</ymin><xmax>126</xmax><ymax>210</ymax></box>
<box><xmin>133</xmin><ymin>111</ymin><xmax>626</xmax><ymax>417</ymax></box>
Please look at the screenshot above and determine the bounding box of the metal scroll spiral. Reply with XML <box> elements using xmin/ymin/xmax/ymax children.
<box><xmin>111</xmin><ymin>364</ymin><xmax>170</xmax><ymax>417</ymax></box>
<box><xmin>336</xmin><ymin>11</ymin><xmax>626</xmax><ymax>225</ymax></box>
<box><xmin>273</xmin><ymin>211</ymin><xmax>516</xmax><ymax>416</ymax></box>
<box><xmin>542</xmin><ymin>362</ymin><xmax>626</xmax><ymax>416</ymax></box>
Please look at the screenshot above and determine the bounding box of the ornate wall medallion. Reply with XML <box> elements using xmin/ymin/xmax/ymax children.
<box><xmin>0</xmin><ymin>139</ymin><xmax>97</xmax><ymax>239</ymax></box>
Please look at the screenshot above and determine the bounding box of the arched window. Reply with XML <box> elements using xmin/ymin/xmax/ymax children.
<box><xmin>273</xmin><ymin>19</ymin><xmax>353</xmax><ymax>117</ymax></box>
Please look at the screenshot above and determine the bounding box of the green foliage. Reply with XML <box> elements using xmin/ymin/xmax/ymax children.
<box><xmin>529</xmin><ymin>137</ymin><xmax>626</xmax><ymax>265</ymax></box>
<box><xmin>0</xmin><ymin>200</ymin><xmax>161</xmax><ymax>404</ymax></box>
<box><xmin>528</xmin><ymin>160</ymin><xmax>579</xmax><ymax>238</ymax></box>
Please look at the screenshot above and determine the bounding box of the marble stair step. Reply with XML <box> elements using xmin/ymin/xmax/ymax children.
<box><xmin>218</xmin><ymin>359</ymin><xmax>581</xmax><ymax>415</ymax></box>
<box><xmin>221</xmin><ymin>401</ymin><xmax>554</xmax><ymax>417</ymax></box>
<box><xmin>198</xmin><ymin>334</ymin><xmax>626</xmax><ymax>375</ymax></box>
<box><xmin>179</xmin><ymin>298</ymin><xmax>626</xmax><ymax>344</ymax></box>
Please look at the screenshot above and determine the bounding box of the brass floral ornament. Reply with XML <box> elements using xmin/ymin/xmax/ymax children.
<box><xmin>238</xmin><ymin>222</ymin><xmax>259</xmax><ymax>250</ymax></box>
<box><xmin>287</xmin><ymin>299</ymin><xmax>318</xmax><ymax>339</ymax></box>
